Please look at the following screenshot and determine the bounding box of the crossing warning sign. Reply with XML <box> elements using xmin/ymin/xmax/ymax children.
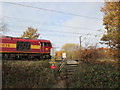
<box><xmin>50</xmin><ymin>65</ymin><xmax>56</xmax><ymax>69</ymax></box>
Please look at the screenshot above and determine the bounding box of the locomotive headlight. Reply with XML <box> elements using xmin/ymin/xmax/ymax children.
<box><xmin>45</xmin><ymin>48</ymin><xmax>48</xmax><ymax>51</ymax></box>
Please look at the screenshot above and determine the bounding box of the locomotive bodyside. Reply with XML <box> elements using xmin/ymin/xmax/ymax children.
<box><xmin>0</xmin><ymin>36</ymin><xmax>52</xmax><ymax>60</ymax></box>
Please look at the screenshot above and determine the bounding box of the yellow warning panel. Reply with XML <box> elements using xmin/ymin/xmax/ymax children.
<box><xmin>0</xmin><ymin>43</ymin><xmax>16</xmax><ymax>48</ymax></box>
<box><xmin>31</xmin><ymin>45</ymin><xmax>40</xmax><ymax>49</ymax></box>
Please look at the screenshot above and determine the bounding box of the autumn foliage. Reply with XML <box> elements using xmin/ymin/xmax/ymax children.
<box><xmin>55</xmin><ymin>50</ymin><xmax>63</xmax><ymax>60</ymax></box>
<box><xmin>21</xmin><ymin>27</ymin><xmax>40</xmax><ymax>39</ymax></box>
<box><xmin>61</xmin><ymin>43</ymin><xmax>79</xmax><ymax>60</ymax></box>
<box><xmin>60</xmin><ymin>43</ymin><xmax>115</xmax><ymax>63</ymax></box>
<box><xmin>101</xmin><ymin>1</ymin><xmax>120</xmax><ymax>59</ymax></box>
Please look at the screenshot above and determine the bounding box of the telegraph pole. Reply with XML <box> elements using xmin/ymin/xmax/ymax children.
<box><xmin>79</xmin><ymin>36</ymin><xmax>82</xmax><ymax>49</ymax></box>
<box><xmin>79</xmin><ymin>36</ymin><xmax>82</xmax><ymax>62</ymax></box>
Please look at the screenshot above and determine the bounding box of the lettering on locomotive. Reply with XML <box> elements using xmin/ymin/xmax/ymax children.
<box><xmin>0</xmin><ymin>43</ymin><xmax>16</xmax><ymax>48</ymax></box>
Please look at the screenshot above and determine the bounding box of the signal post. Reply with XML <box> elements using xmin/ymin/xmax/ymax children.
<box><xmin>50</xmin><ymin>48</ymin><xmax>57</xmax><ymax>81</ymax></box>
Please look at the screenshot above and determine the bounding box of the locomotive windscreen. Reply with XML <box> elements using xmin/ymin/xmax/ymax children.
<box><xmin>16</xmin><ymin>41</ymin><xmax>31</xmax><ymax>51</ymax></box>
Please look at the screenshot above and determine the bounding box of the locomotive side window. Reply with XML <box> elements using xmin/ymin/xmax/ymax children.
<box><xmin>16</xmin><ymin>41</ymin><xmax>31</xmax><ymax>51</ymax></box>
<box><xmin>44</xmin><ymin>43</ymin><xmax>51</xmax><ymax>47</ymax></box>
<box><xmin>40</xmin><ymin>42</ymin><xmax>44</xmax><ymax>46</ymax></box>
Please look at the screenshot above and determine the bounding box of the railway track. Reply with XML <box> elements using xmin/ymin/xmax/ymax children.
<box><xmin>56</xmin><ymin>60</ymin><xmax>78</xmax><ymax>88</ymax></box>
<box><xmin>66</xmin><ymin>63</ymin><xmax>78</xmax><ymax>78</ymax></box>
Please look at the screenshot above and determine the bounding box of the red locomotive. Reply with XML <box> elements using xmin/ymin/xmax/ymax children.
<box><xmin>0</xmin><ymin>35</ymin><xmax>52</xmax><ymax>60</ymax></box>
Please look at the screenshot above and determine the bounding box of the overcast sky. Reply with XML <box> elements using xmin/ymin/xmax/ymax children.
<box><xmin>1</xmin><ymin>1</ymin><xmax>107</xmax><ymax>49</ymax></box>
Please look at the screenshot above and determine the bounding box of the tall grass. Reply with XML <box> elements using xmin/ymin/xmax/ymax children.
<box><xmin>2</xmin><ymin>60</ymin><xmax>54</xmax><ymax>88</ymax></box>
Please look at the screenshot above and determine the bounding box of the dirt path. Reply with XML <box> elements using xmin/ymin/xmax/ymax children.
<box><xmin>51</xmin><ymin>60</ymin><xmax>78</xmax><ymax>88</ymax></box>
<box><xmin>52</xmin><ymin>77</ymin><xmax>67</xmax><ymax>88</ymax></box>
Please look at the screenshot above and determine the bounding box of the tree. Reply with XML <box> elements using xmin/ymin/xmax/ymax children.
<box><xmin>0</xmin><ymin>24</ymin><xmax>6</xmax><ymax>31</ymax></box>
<box><xmin>100</xmin><ymin>1</ymin><xmax>120</xmax><ymax>59</ymax></box>
<box><xmin>62</xmin><ymin>43</ymin><xmax>79</xmax><ymax>52</ymax></box>
<box><xmin>0</xmin><ymin>20</ymin><xmax>7</xmax><ymax>34</ymax></box>
<box><xmin>62</xmin><ymin>43</ymin><xmax>79</xmax><ymax>60</ymax></box>
<box><xmin>101</xmin><ymin>2</ymin><xmax>120</xmax><ymax>49</ymax></box>
<box><xmin>0</xmin><ymin>24</ymin><xmax>7</xmax><ymax>35</ymax></box>
<box><xmin>55</xmin><ymin>50</ymin><xmax>63</xmax><ymax>60</ymax></box>
<box><xmin>21</xmin><ymin>27</ymin><xmax>40</xmax><ymax>39</ymax></box>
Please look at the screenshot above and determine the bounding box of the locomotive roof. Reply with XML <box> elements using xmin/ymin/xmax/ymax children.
<box><xmin>1</xmin><ymin>36</ymin><xmax>51</xmax><ymax>43</ymax></box>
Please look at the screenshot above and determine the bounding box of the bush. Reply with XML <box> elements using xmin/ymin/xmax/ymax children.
<box><xmin>69</xmin><ymin>62</ymin><xmax>119</xmax><ymax>88</ymax></box>
<box><xmin>2</xmin><ymin>60</ymin><xmax>54</xmax><ymax>88</ymax></box>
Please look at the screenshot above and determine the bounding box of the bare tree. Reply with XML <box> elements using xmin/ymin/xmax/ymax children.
<box><xmin>0</xmin><ymin>24</ymin><xmax>6</xmax><ymax>31</ymax></box>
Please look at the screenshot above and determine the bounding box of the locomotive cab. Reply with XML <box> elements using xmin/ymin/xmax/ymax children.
<box><xmin>39</xmin><ymin>41</ymin><xmax>52</xmax><ymax>59</ymax></box>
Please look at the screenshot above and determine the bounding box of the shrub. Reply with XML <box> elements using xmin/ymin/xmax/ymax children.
<box><xmin>2</xmin><ymin>60</ymin><xmax>54</xmax><ymax>88</ymax></box>
<box><xmin>69</xmin><ymin>62</ymin><xmax>119</xmax><ymax>88</ymax></box>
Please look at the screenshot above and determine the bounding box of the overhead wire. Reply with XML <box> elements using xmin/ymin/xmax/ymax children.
<box><xmin>5</xmin><ymin>27</ymin><xmax>102</xmax><ymax>39</ymax></box>
<box><xmin>3</xmin><ymin>2</ymin><xmax>103</xmax><ymax>40</ymax></box>
<box><xmin>5</xmin><ymin>21</ymin><xmax>101</xmax><ymax>37</ymax></box>
<box><xmin>3</xmin><ymin>16</ymin><xmax>102</xmax><ymax>32</ymax></box>
<box><xmin>3</xmin><ymin>21</ymin><xmax>103</xmax><ymax>40</ymax></box>
<box><xmin>4</xmin><ymin>27</ymin><xmax>102</xmax><ymax>48</ymax></box>
<box><xmin>4</xmin><ymin>2</ymin><xmax>101</xmax><ymax>20</ymax></box>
